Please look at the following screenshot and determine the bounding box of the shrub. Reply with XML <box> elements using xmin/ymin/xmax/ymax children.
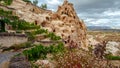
<box><xmin>105</xmin><ymin>55</ymin><xmax>120</xmax><ymax>60</ymax></box>
<box><xmin>23</xmin><ymin>43</ymin><xmax>64</xmax><ymax>61</ymax></box>
<box><xmin>22</xmin><ymin>0</ymin><xmax>31</xmax><ymax>3</ymax></box>
<box><xmin>40</xmin><ymin>4</ymin><xmax>47</xmax><ymax>9</ymax></box>
<box><xmin>27</xmin><ymin>32</ymin><xmax>36</xmax><ymax>41</ymax></box>
<box><xmin>47</xmin><ymin>32</ymin><xmax>61</xmax><ymax>41</ymax></box>
<box><xmin>27</xmin><ymin>29</ymin><xmax>61</xmax><ymax>42</ymax></box>
<box><xmin>23</xmin><ymin>44</ymin><xmax>48</xmax><ymax>61</ymax></box>
<box><xmin>33</xmin><ymin>29</ymin><xmax>48</xmax><ymax>35</ymax></box>
<box><xmin>0</xmin><ymin>0</ymin><xmax>13</xmax><ymax>5</ymax></box>
<box><xmin>33</xmin><ymin>0</ymin><xmax>38</xmax><ymax>6</ymax></box>
<box><xmin>16</xmin><ymin>30</ymin><xmax>22</xmax><ymax>33</ymax></box>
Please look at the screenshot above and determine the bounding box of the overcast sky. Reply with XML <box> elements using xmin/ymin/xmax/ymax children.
<box><xmin>30</xmin><ymin>0</ymin><xmax>120</xmax><ymax>28</ymax></box>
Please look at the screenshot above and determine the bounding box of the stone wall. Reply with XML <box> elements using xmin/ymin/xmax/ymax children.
<box><xmin>0</xmin><ymin>36</ymin><xmax>27</xmax><ymax>47</ymax></box>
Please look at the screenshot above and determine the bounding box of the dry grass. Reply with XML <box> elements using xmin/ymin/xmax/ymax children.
<box><xmin>87</xmin><ymin>31</ymin><xmax>120</xmax><ymax>42</ymax></box>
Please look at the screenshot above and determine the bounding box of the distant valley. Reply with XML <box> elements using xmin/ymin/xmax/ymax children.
<box><xmin>87</xmin><ymin>26</ymin><xmax>120</xmax><ymax>32</ymax></box>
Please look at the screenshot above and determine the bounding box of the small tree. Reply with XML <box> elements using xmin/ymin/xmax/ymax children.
<box><xmin>22</xmin><ymin>0</ymin><xmax>31</xmax><ymax>3</ymax></box>
<box><xmin>41</xmin><ymin>4</ymin><xmax>47</xmax><ymax>9</ymax></box>
<box><xmin>33</xmin><ymin>0</ymin><xmax>38</xmax><ymax>6</ymax></box>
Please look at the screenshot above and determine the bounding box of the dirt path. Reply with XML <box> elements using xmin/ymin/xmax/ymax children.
<box><xmin>0</xmin><ymin>52</ymin><xmax>20</xmax><ymax>68</ymax></box>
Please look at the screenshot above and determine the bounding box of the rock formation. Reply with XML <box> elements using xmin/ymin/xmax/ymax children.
<box><xmin>49</xmin><ymin>0</ymin><xmax>88</xmax><ymax>49</ymax></box>
<box><xmin>1</xmin><ymin>0</ymin><xmax>88</xmax><ymax>49</ymax></box>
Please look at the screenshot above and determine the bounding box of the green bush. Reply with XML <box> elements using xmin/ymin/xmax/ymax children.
<box><xmin>22</xmin><ymin>0</ymin><xmax>31</xmax><ymax>3</ymax></box>
<box><xmin>105</xmin><ymin>55</ymin><xmax>120</xmax><ymax>60</ymax></box>
<box><xmin>0</xmin><ymin>0</ymin><xmax>13</xmax><ymax>5</ymax></box>
<box><xmin>23</xmin><ymin>43</ymin><xmax>64</xmax><ymax>61</ymax></box>
<box><xmin>33</xmin><ymin>29</ymin><xmax>48</xmax><ymax>35</ymax></box>
<box><xmin>17</xmin><ymin>20</ymin><xmax>40</xmax><ymax>30</ymax></box>
<box><xmin>47</xmin><ymin>32</ymin><xmax>61</xmax><ymax>41</ymax></box>
<box><xmin>41</xmin><ymin>4</ymin><xmax>47</xmax><ymax>9</ymax></box>
<box><xmin>26</xmin><ymin>29</ymin><xmax>48</xmax><ymax>41</ymax></box>
<box><xmin>16</xmin><ymin>30</ymin><xmax>22</xmax><ymax>33</ymax></box>
<box><xmin>27</xmin><ymin>32</ymin><xmax>36</xmax><ymax>41</ymax></box>
<box><xmin>28</xmin><ymin>29</ymin><xmax>61</xmax><ymax>41</ymax></box>
<box><xmin>0</xmin><ymin>18</ymin><xmax>39</xmax><ymax>30</ymax></box>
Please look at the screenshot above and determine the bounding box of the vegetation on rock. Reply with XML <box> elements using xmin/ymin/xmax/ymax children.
<box><xmin>0</xmin><ymin>0</ymin><xmax>13</xmax><ymax>5</ymax></box>
<box><xmin>0</xmin><ymin>8</ymin><xmax>40</xmax><ymax>30</ymax></box>
<box><xmin>105</xmin><ymin>55</ymin><xmax>120</xmax><ymax>60</ymax></box>
<box><xmin>40</xmin><ymin>4</ymin><xmax>47</xmax><ymax>9</ymax></box>
<box><xmin>22</xmin><ymin>0</ymin><xmax>31</xmax><ymax>3</ymax></box>
<box><xmin>27</xmin><ymin>29</ymin><xmax>61</xmax><ymax>41</ymax></box>
<box><xmin>33</xmin><ymin>0</ymin><xmax>38</xmax><ymax>6</ymax></box>
<box><xmin>23</xmin><ymin>42</ymin><xmax>64</xmax><ymax>61</ymax></box>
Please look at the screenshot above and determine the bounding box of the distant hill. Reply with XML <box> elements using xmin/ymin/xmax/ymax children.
<box><xmin>87</xmin><ymin>26</ymin><xmax>120</xmax><ymax>32</ymax></box>
<box><xmin>87</xmin><ymin>26</ymin><xmax>111</xmax><ymax>30</ymax></box>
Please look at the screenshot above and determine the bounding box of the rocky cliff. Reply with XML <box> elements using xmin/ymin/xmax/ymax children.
<box><xmin>1</xmin><ymin>0</ymin><xmax>88</xmax><ymax>49</ymax></box>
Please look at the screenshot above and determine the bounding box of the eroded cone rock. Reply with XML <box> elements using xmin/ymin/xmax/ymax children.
<box><xmin>3</xmin><ymin>0</ymin><xmax>88</xmax><ymax>49</ymax></box>
<box><xmin>50</xmin><ymin>0</ymin><xmax>88</xmax><ymax>49</ymax></box>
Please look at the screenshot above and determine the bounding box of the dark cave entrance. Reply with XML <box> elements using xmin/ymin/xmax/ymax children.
<box><xmin>0</xmin><ymin>20</ymin><xmax>5</xmax><ymax>32</ymax></box>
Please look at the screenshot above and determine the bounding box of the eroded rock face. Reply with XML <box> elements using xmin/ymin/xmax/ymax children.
<box><xmin>4</xmin><ymin>0</ymin><xmax>88</xmax><ymax>49</ymax></box>
<box><xmin>50</xmin><ymin>0</ymin><xmax>88</xmax><ymax>49</ymax></box>
<box><xmin>39</xmin><ymin>0</ymin><xmax>88</xmax><ymax>49</ymax></box>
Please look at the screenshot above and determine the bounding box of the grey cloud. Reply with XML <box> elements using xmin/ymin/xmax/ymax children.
<box><xmin>31</xmin><ymin>0</ymin><xmax>120</xmax><ymax>28</ymax></box>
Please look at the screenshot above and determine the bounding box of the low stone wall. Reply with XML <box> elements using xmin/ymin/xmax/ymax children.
<box><xmin>0</xmin><ymin>36</ymin><xmax>28</xmax><ymax>47</ymax></box>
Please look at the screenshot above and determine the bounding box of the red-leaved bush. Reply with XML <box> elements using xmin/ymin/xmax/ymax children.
<box><xmin>54</xmin><ymin>49</ymin><xmax>117</xmax><ymax>68</ymax></box>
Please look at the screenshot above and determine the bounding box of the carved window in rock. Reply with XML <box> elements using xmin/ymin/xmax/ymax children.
<box><xmin>61</xmin><ymin>12</ymin><xmax>64</xmax><ymax>14</ymax></box>
<box><xmin>0</xmin><ymin>21</ymin><xmax>1</xmax><ymax>31</ymax></box>
<box><xmin>53</xmin><ymin>29</ymin><xmax>56</xmax><ymax>32</ymax></box>
<box><xmin>69</xmin><ymin>20</ymin><xmax>73</xmax><ymax>23</ymax></box>
<box><xmin>46</xmin><ymin>17</ymin><xmax>49</xmax><ymax>21</ymax></box>
<box><xmin>73</xmin><ymin>16</ymin><xmax>76</xmax><ymax>19</ymax></box>
<box><xmin>61</xmin><ymin>11</ymin><xmax>68</xmax><ymax>16</ymax></box>
<box><xmin>59</xmin><ymin>23</ymin><xmax>64</xmax><ymax>27</ymax></box>
<box><xmin>0</xmin><ymin>20</ymin><xmax>5</xmax><ymax>32</ymax></box>
<box><xmin>41</xmin><ymin>21</ymin><xmax>47</xmax><ymax>27</ymax></box>
<box><xmin>62</xmin><ymin>16</ymin><xmax>66</xmax><ymax>20</ymax></box>
<box><xmin>65</xmin><ymin>8</ymin><xmax>67</xmax><ymax>10</ymax></box>
<box><xmin>71</xmin><ymin>30</ymin><xmax>75</xmax><ymax>33</ymax></box>
<box><xmin>61</xmin><ymin>34</ymin><xmax>64</xmax><ymax>37</ymax></box>
<box><xmin>63</xmin><ymin>29</ymin><xmax>69</xmax><ymax>33</ymax></box>
<box><xmin>34</xmin><ymin>20</ymin><xmax>38</xmax><ymax>25</ymax></box>
<box><xmin>65</xmin><ymin>13</ymin><xmax>68</xmax><ymax>16</ymax></box>
<box><xmin>32</xmin><ymin>8</ymin><xmax>35</xmax><ymax>12</ymax></box>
